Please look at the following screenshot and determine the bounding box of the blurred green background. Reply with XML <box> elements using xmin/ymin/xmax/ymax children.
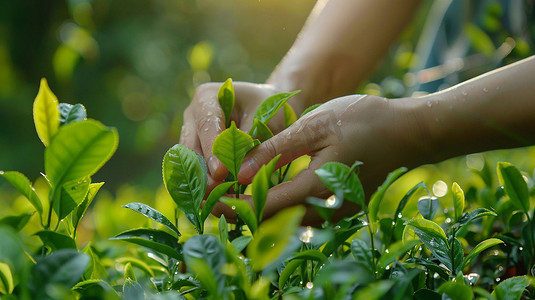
<box><xmin>1</xmin><ymin>0</ymin><xmax>534</xmax><ymax>241</ymax></box>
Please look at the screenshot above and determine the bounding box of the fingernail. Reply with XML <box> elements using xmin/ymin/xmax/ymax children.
<box><xmin>208</xmin><ymin>156</ymin><xmax>219</xmax><ymax>175</ymax></box>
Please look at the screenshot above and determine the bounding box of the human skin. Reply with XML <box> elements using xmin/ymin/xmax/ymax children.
<box><xmin>207</xmin><ymin>55</ymin><xmax>535</xmax><ymax>224</ymax></box>
<box><xmin>179</xmin><ymin>0</ymin><xmax>421</xmax><ymax>188</ymax></box>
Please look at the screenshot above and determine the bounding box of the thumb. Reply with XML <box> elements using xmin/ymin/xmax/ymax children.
<box><xmin>238</xmin><ymin>127</ymin><xmax>313</xmax><ymax>184</ymax></box>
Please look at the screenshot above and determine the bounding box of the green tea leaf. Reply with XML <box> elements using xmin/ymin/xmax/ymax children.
<box><xmin>417</xmin><ymin>196</ymin><xmax>439</xmax><ymax>220</ymax></box>
<box><xmin>116</xmin><ymin>257</ymin><xmax>155</xmax><ymax>278</ymax></box>
<box><xmin>289</xmin><ymin>249</ymin><xmax>328</xmax><ymax>264</ymax></box>
<box><xmin>58</xmin><ymin>103</ymin><xmax>87</xmax><ymax>125</ymax></box>
<box><xmin>36</xmin><ymin>230</ymin><xmax>77</xmax><ymax>250</ymax></box>
<box><xmin>314</xmin><ymin>161</ymin><xmax>364</xmax><ymax>205</ymax></box>
<box><xmin>82</xmin><ymin>245</ymin><xmax>108</xmax><ymax>280</ymax></box>
<box><xmin>123</xmin><ymin>202</ymin><xmax>180</xmax><ymax>237</ymax></box>
<box><xmin>462</xmin><ymin>238</ymin><xmax>503</xmax><ymax>269</ymax></box>
<box><xmin>247</xmin><ymin>206</ymin><xmax>305</xmax><ymax>272</ymax></box>
<box><xmin>218</xmin><ymin>78</ymin><xmax>235</xmax><ymax>128</ymax></box>
<box><xmin>0</xmin><ymin>171</ymin><xmax>43</xmax><ymax>215</ymax></box>
<box><xmin>220</xmin><ymin>197</ymin><xmax>257</xmax><ymax>234</ymax></box>
<box><xmin>0</xmin><ymin>212</ymin><xmax>34</xmax><ymax>232</ymax></box>
<box><xmin>377</xmin><ymin>240</ymin><xmax>419</xmax><ymax>271</ymax></box>
<box><xmin>351</xmin><ymin>238</ymin><xmax>375</xmax><ymax>274</ymax></box>
<box><xmin>219</xmin><ymin>215</ymin><xmax>228</xmax><ymax>246</ymax></box>
<box><xmin>352</xmin><ymin>280</ymin><xmax>395</xmax><ymax>300</ymax></box>
<box><xmin>252</xmin><ymin>118</ymin><xmax>274</xmax><ymax>141</ymax></box>
<box><xmin>452</xmin><ymin>237</ymin><xmax>464</xmax><ymax>274</ymax></box>
<box><xmin>497</xmin><ymin>162</ymin><xmax>530</xmax><ymax>213</ymax></box>
<box><xmin>249</xmin><ymin>90</ymin><xmax>300</xmax><ymax>137</ymax></box>
<box><xmin>453</xmin><ymin>207</ymin><xmax>497</xmax><ymax>229</ymax></box>
<box><xmin>212</xmin><ymin>122</ymin><xmax>255</xmax><ymax>179</ymax></box>
<box><xmin>184</xmin><ymin>235</ymin><xmax>225</xmax><ymax>297</ymax></box>
<box><xmin>369</xmin><ymin>167</ymin><xmax>408</xmax><ymax>230</ymax></box>
<box><xmin>230</xmin><ymin>235</ymin><xmax>252</xmax><ymax>253</ymax></box>
<box><xmin>452</xmin><ymin>182</ymin><xmax>465</xmax><ymax>221</ymax></box>
<box><xmin>492</xmin><ymin>276</ymin><xmax>531</xmax><ymax>300</ymax></box>
<box><xmin>306</xmin><ymin>195</ymin><xmax>341</xmax><ymax>222</ymax></box>
<box><xmin>300</xmin><ymin>103</ymin><xmax>322</xmax><ymax>118</ymax></box>
<box><xmin>110</xmin><ymin>228</ymin><xmax>182</xmax><ymax>260</ymax></box>
<box><xmin>200</xmin><ymin>181</ymin><xmax>235</xmax><ymax>229</ymax></box>
<box><xmin>29</xmin><ymin>249</ymin><xmax>90</xmax><ymax>299</ymax></box>
<box><xmin>438</xmin><ymin>281</ymin><xmax>473</xmax><ymax>300</ymax></box>
<box><xmin>55</xmin><ymin>177</ymin><xmax>90</xmax><ymax>220</ymax></box>
<box><xmin>163</xmin><ymin>144</ymin><xmax>206</xmax><ymax>229</ymax></box>
<box><xmin>0</xmin><ymin>262</ymin><xmax>14</xmax><ymax>295</ymax></box>
<box><xmin>33</xmin><ymin>78</ymin><xmax>60</xmax><ymax>147</ymax></box>
<box><xmin>405</xmin><ymin>258</ymin><xmax>449</xmax><ymax>281</ymax></box>
<box><xmin>45</xmin><ymin>119</ymin><xmax>118</xmax><ymax>186</ymax></box>
<box><xmin>0</xmin><ymin>227</ymin><xmax>26</xmax><ymax>279</ymax></box>
<box><xmin>283</xmin><ymin>103</ymin><xmax>297</xmax><ymax>127</ymax></box>
<box><xmin>314</xmin><ymin>260</ymin><xmax>373</xmax><ymax>286</ymax></box>
<box><xmin>394</xmin><ymin>182</ymin><xmax>427</xmax><ymax>224</ymax></box>
<box><xmin>72</xmin><ymin>182</ymin><xmax>104</xmax><ymax>232</ymax></box>
<box><xmin>405</xmin><ymin>219</ymin><xmax>452</xmax><ymax>271</ymax></box>
<box><xmin>252</xmin><ymin>155</ymin><xmax>280</xmax><ymax>223</ymax></box>
<box><xmin>279</xmin><ymin>259</ymin><xmax>302</xmax><ymax>290</ymax></box>
<box><xmin>73</xmin><ymin>279</ymin><xmax>119</xmax><ymax>300</ymax></box>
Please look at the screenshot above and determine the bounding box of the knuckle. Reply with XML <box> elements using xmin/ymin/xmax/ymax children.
<box><xmin>261</xmin><ymin>139</ymin><xmax>279</xmax><ymax>161</ymax></box>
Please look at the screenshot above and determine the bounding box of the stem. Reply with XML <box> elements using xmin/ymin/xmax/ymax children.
<box><xmin>526</xmin><ymin>213</ymin><xmax>535</xmax><ymax>267</ymax></box>
<box><xmin>281</xmin><ymin>162</ymin><xmax>292</xmax><ymax>182</ymax></box>
<box><xmin>45</xmin><ymin>187</ymin><xmax>56</xmax><ymax>230</ymax></box>
<box><xmin>364</xmin><ymin>212</ymin><xmax>377</xmax><ymax>276</ymax></box>
<box><xmin>450</xmin><ymin>228</ymin><xmax>457</xmax><ymax>277</ymax></box>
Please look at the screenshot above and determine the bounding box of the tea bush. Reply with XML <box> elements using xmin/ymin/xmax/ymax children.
<box><xmin>1</xmin><ymin>79</ymin><xmax>534</xmax><ymax>300</ymax></box>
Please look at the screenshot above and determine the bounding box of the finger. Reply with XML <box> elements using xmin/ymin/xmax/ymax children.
<box><xmin>238</xmin><ymin>113</ymin><xmax>332</xmax><ymax>184</ymax></box>
<box><xmin>260</xmin><ymin>146</ymin><xmax>338</xmax><ymax>218</ymax></box>
<box><xmin>192</xmin><ymin>87</ymin><xmax>228</xmax><ymax>181</ymax></box>
<box><xmin>179</xmin><ymin>108</ymin><xmax>203</xmax><ymax>154</ymax></box>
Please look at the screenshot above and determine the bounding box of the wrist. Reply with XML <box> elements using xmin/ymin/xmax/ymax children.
<box><xmin>387</xmin><ymin>96</ymin><xmax>440</xmax><ymax>169</ymax></box>
<box><xmin>267</xmin><ymin>50</ymin><xmax>362</xmax><ymax>115</ymax></box>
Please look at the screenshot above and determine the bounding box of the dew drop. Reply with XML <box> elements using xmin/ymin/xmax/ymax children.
<box><xmin>306</xmin><ymin>282</ymin><xmax>314</xmax><ymax>289</ymax></box>
<box><xmin>461</xmin><ymin>91</ymin><xmax>467</xmax><ymax>96</ymax></box>
<box><xmin>286</xmin><ymin>131</ymin><xmax>291</xmax><ymax>140</ymax></box>
<box><xmin>207</xmin><ymin>111</ymin><xmax>213</xmax><ymax>116</ymax></box>
<box><xmin>397</xmin><ymin>213</ymin><xmax>403</xmax><ymax>219</ymax></box>
<box><xmin>203</xmin><ymin>127</ymin><xmax>209</xmax><ymax>132</ymax></box>
<box><xmin>433</xmin><ymin>273</ymin><xmax>439</xmax><ymax>279</ymax></box>
<box><xmin>426</xmin><ymin>101</ymin><xmax>432</xmax><ymax>108</ymax></box>
<box><xmin>271</xmin><ymin>243</ymin><xmax>275</xmax><ymax>247</ymax></box>
<box><xmin>336</xmin><ymin>120</ymin><xmax>342</xmax><ymax>126</ymax></box>
<box><xmin>231</xmin><ymin>206</ymin><xmax>236</xmax><ymax>210</ymax></box>
<box><xmin>483</xmin><ymin>87</ymin><xmax>488</xmax><ymax>92</ymax></box>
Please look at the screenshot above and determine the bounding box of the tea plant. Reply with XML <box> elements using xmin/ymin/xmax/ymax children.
<box><xmin>1</xmin><ymin>79</ymin><xmax>535</xmax><ymax>299</ymax></box>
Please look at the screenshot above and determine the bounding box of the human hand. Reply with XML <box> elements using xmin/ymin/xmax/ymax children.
<box><xmin>212</xmin><ymin>95</ymin><xmax>429</xmax><ymax>224</ymax></box>
<box><xmin>179</xmin><ymin>82</ymin><xmax>304</xmax><ymax>189</ymax></box>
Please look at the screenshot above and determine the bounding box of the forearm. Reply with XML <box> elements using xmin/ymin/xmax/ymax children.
<box><xmin>268</xmin><ymin>0</ymin><xmax>421</xmax><ymax>113</ymax></box>
<box><xmin>418</xmin><ymin>55</ymin><xmax>535</xmax><ymax>164</ymax></box>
